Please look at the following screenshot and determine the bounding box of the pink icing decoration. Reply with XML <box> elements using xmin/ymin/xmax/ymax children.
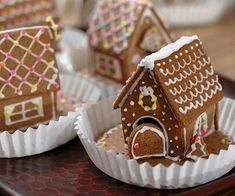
<box><xmin>11</xmin><ymin>70</ymin><xmax>17</xmax><ymax>77</ymax></box>
<box><xmin>40</xmin><ymin>73</ymin><xmax>45</xmax><ymax>80</ymax></box>
<box><xmin>53</xmin><ymin>82</ymin><xmax>60</xmax><ymax>89</ymax></box>
<box><xmin>39</xmin><ymin>27</ymin><xmax>45</xmax><ymax>34</ymax></box>
<box><xmin>15</xmin><ymin>88</ymin><xmax>22</xmax><ymax>95</ymax></box>
<box><xmin>36</xmin><ymin>55</ymin><xmax>42</xmax><ymax>61</ymax></box>
<box><xmin>3</xmin><ymin>33</ymin><xmax>9</xmax><ymax>39</ymax></box>
<box><xmin>20</xmin><ymin>30</ymin><xmax>26</xmax><ymax>36</ymax></box>
<box><xmin>6</xmin><ymin>52</ymin><xmax>11</xmax><ymax>58</ymax></box>
<box><xmin>5</xmin><ymin>79</ymin><xmax>10</xmax><ymax>84</ymax></box>
<box><xmin>44</xmin><ymin>43</ymin><xmax>50</xmax><ymax>50</ymax></box>
<box><xmin>22</xmin><ymin>77</ymin><xmax>27</xmax><ymax>83</ymax></box>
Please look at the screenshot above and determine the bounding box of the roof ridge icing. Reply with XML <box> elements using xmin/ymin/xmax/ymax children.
<box><xmin>139</xmin><ymin>35</ymin><xmax>198</xmax><ymax>70</ymax></box>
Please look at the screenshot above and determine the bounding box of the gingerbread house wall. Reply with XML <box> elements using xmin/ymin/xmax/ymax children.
<box><xmin>0</xmin><ymin>92</ymin><xmax>56</xmax><ymax>132</ymax></box>
<box><xmin>124</xmin><ymin>7</ymin><xmax>172</xmax><ymax>82</ymax></box>
<box><xmin>94</xmin><ymin>49</ymin><xmax>125</xmax><ymax>83</ymax></box>
<box><xmin>120</xmin><ymin>70</ymin><xmax>184</xmax><ymax>158</ymax></box>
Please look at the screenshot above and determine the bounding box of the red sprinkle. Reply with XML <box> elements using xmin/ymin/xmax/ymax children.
<box><xmin>134</xmin><ymin>143</ymin><xmax>140</xmax><ymax>150</ymax></box>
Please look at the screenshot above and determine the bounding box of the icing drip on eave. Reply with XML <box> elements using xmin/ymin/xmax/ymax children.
<box><xmin>138</xmin><ymin>35</ymin><xmax>199</xmax><ymax>70</ymax></box>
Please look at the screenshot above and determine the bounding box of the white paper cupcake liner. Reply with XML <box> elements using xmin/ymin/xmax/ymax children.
<box><xmin>75</xmin><ymin>97</ymin><xmax>235</xmax><ymax>189</ymax></box>
<box><xmin>58</xmin><ymin>28</ymin><xmax>92</xmax><ymax>72</ymax></box>
<box><xmin>0</xmin><ymin>73</ymin><xmax>102</xmax><ymax>158</ymax></box>
<box><xmin>154</xmin><ymin>0</ymin><xmax>233</xmax><ymax>26</ymax></box>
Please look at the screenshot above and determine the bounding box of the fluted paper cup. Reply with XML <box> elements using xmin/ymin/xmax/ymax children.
<box><xmin>58</xmin><ymin>28</ymin><xmax>92</xmax><ymax>72</ymax></box>
<box><xmin>154</xmin><ymin>0</ymin><xmax>233</xmax><ymax>27</ymax></box>
<box><xmin>0</xmin><ymin>73</ymin><xmax>101</xmax><ymax>158</ymax></box>
<box><xmin>75</xmin><ymin>97</ymin><xmax>235</xmax><ymax>189</ymax></box>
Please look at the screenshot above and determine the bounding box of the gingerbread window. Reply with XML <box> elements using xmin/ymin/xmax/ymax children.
<box><xmin>140</xmin><ymin>26</ymin><xmax>166</xmax><ymax>53</ymax></box>
<box><xmin>4</xmin><ymin>97</ymin><xmax>44</xmax><ymax>126</ymax></box>
<box><xmin>95</xmin><ymin>53</ymin><xmax>122</xmax><ymax>81</ymax></box>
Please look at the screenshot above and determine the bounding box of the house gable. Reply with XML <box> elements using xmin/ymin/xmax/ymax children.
<box><xmin>120</xmin><ymin>69</ymin><xmax>184</xmax><ymax>158</ymax></box>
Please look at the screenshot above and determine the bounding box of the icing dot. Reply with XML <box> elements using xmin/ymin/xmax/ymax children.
<box><xmin>170</xmin><ymin>117</ymin><xmax>172</xmax><ymax>120</ymax></box>
<box><xmin>195</xmin><ymin>43</ymin><xmax>199</xmax><ymax>47</ymax></box>
<box><xmin>159</xmin><ymin>94</ymin><xmax>163</xmax><ymax>98</ymax></box>
<box><xmin>122</xmin><ymin>117</ymin><xmax>125</xmax><ymax>121</ymax></box>
<box><xmin>130</xmin><ymin>101</ymin><xmax>134</xmax><ymax>106</ymax></box>
<box><xmin>169</xmin><ymin>59</ymin><xmax>172</xmax><ymax>62</ymax></box>
<box><xmin>134</xmin><ymin>89</ymin><xmax>137</xmax><ymax>92</ymax></box>
<box><xmin>124</xmin><ymin>129</ymin><xmax>128</xmax><ymax>133</ymax></box>
<box><xmin>154</xmin><ymin>85</ymin><xmax>157</xmax><ymax>88</ymax></box>
<box><xmin>170</xmin><ymin>140</ymin><xmax>173</xmax><ymax>143</ymax></box>
<box><xmin>191</xmin><ymin>46</ymin><xmax>194</xmax><ymax>50</ymax></box>
<box><xmin>175</xmin><ymin>125</ymin><xmax>179</xmax><ymax>128</ymax></box>
<box><xmin>157</xmin><ymin>63</ymin><xmax>161</xmax><ymax>66</ymax></box>
<box><xmin>132</xmin><ymin>113</ymin><xmax>135</xmax><ymax>117</ymax></box>
<box><xmin>163</xmin><ymin>105</ymin><xmax>167</xmax><ymax>108</ymax></box>
<box><xmin>174</xmin><ymin>136</ymin><xmax>178</xmax><ymax>140</ymax></box>
<box><xmin>180</xmin><ymin>53</ymin><xmax>183</xmax><ymax>56</ymax></box>
<box><xmin>162</xmin><ymin>111</ymin><xmax>166</xmax><ymax>115</ymax></box>
<box><xmin>162</xmin><ymin>119</ymin><xmax>165</xmax><ymax>121</ymax></box>
<box><xmin>123</xmin><ymin>108</ymin><xmax>127</xmax><ymax>112</ymax></box>
<box><xmin>168</xmin><ymin>128</ymin><xmax>171</xmax><ymax>131</ymax></box>
<box><xmin>134</xmin><ymin>143</ymin><xmax>140</xmax><ymax>149</ymax></box>
<box><xmin>127</xmin><ymin>123</ymin><xmax>132</xmax><ymax>127</ymax></box>
<box><xmin>153</xmin><ymin>113</ymin><xmax>156</xmax><ymax>116</ymax></box>
<box><xmin>176</xmin><ymin>146</ymin><xmax>179</xmax><ymax>149</ymax></box>
<box><xmin>163</xmin><ymin>62</ymin><xmax>166</xmax><ymax>65</ymax></box>
<box><xmin>125</xmin><ymin>137</ymin><xmax>129</xmax><ymax>142</ymax></box>
<box><xmin>170</xmin><ymin>150</ymin><xmax>174</xmax><ymax>154</ymax></box>
<box><xmin>175</xmin><ymin>55</ymin><xmax>178</xmax><ymax>59</ymax></box>
<box><xmin>185</xmin><ymin>50</ymin><xmax>188</xmax><ymax>53</ymax></box>
<box><xmin>142</xmin><ymin>81</ymin><xmax>145</xmax><ymax>84</ymax></box>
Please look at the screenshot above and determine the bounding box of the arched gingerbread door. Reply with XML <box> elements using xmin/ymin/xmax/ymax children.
<box><xmin>129</xmin><ymin>117</ymin><xmax>168</xmax><ymax>160</ymax></box>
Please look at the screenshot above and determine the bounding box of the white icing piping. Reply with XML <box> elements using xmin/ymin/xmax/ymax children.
<box><xmin>131</xmin><ymin>126</ymin><xmax>166</xmax><ymax>160</ymax></box>
<box><xmin>138</xmin><ymin>35</ymin><xmax>199</xmax><ymax>70</ymax></box>
<box><xmin>179</xmin><ymin>83</ymin><xmax>222</xmax><ymax>114</ymax></box>
<box><xmin>174</xmin><ymin>76</ymin><xmax>220</xmax><ymax>104</ymax></box>
<box><xmin>160</xmin><ymin>55</ymin><xmax>209</xmax><ymax>77</ymax></box>
<box><xmin>164</xmin><ymin>65</ymin><xmax>214</xmax><ymax>86</ymax></box>
<box><xmin>169</xmin><ymin>59</ymin><xmax>212</xmax><ymax>96</ymax></box>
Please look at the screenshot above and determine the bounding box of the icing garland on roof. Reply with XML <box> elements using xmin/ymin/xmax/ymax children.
<box><xmin>179</xmin><ymin>83</ymin><xmax>222</xmax><ymax>114</ymax></box>
<box><xmin>175</xmin><ymin>76</ymin><xmax>221</xmax><ymax>104</ymax></box>
<box><xmin>164</xmin><ymin>65</ymin><xmax>214</xmax><ymax>86</ymax></box>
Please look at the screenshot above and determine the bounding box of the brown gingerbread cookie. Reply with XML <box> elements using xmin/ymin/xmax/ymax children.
<box><xmin>113</xmin><ymin>35</ymin><xmax>224</xmax><ymax>162</ymax></box>
<box><xmin>0</xmin><ymin>19</ymin><xmax>60</xmax><ymax>132</ymax></box>
<box><xmin>0</xmin><ymin>0</ymin><xmax>58</xmax><ymax>31</ymax></box>
<box><xmin>88</xmin><ymin>0</ymin><xmax>173</xmax><ymax>83</ymax></box>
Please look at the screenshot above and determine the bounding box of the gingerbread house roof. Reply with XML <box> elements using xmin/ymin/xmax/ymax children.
<box><xmin>0</xmin><ymin>26</ymin><xmax>60</xmax><ymax>99</ymax></box>
<box><xmin>88</xmin><ymin>0</ymin><xmax>171</xmax><ymax>55</ymax></box>
<box><xmin>0</xmin><ymin>0</ymin><xmax>57</xmax><ymax>30</ymax></box>
<box><xmin>114</xmin><ymin>35</ymin><xmax>223</xmax><ymax>126</ymax></box>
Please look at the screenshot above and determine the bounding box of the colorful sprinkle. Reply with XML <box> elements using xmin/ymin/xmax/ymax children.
<box><xmin>134</xmin><ymin>143</ymin><xmax>140</xmax><ymax>150</ymax></box>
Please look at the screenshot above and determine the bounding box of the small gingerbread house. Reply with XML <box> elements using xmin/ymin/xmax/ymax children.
<box><xmin>0</xmin><ymin>24</ymin><xmax>60</xmax><ymax>132</ymax></box>
<box><xmin>113</xmin><ymin>35</ymin><xmax>223</xmax><ymax>160</ymax></box>
<box><xmin>88</xmin><ymin>0</ymin><xmax>173</xmax><ymax>83</ymax></box>
<box><xmin>0</xmin><ymin>0</ymin><xmax>58</xmax><ymax>31</ymax></box>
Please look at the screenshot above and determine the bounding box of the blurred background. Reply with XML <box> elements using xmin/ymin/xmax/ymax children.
<box><xmin>57</xmin><ymin>0</ymin><xmax>235</xmax><ymax>81</ymax></box>
<box><xmin>1</xmin><ymin>0</ymin><xmax>235</xmax><ymax>81</ymax></box>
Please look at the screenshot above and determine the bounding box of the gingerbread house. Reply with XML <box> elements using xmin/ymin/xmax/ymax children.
<box><xmin>113</xmin><ymin>35</ymin><xmax>223</xmax><ymax>160</ymax></box>
<box><xmin>0</xmin><ymin>0</ymin><xmax>58</xmax><ymax>31</ymax></box>
<box><xmin>88</xmin><ymin>0</ymin><xmax>173</xmax><ymax>83</ymax></box>
<box><xmin>0</xmin><ymin>24</ymin><xmax>60</xmax><ymax>132</ymax></box>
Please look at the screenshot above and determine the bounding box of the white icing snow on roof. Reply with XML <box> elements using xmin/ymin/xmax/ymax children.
<box><xmin>138</xmin><ymin>35</ymin><xmax>199</xmax><ymax>70</ymax></box>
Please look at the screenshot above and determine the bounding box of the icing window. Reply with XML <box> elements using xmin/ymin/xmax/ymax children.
<box><xmin>140</xmin><ymin>26</ymin><xmax>166</xmax><ymax>53</ymax></box>
<box><xmin>4</xmin><ymin>97</ymin><xmax>44</xmax><ymax>126</ymax></box>
<box><xmin>96</xmin><ymin>53</ymin><xmax>122</xmax><ymax>81</ymax></box>
<box><xmin>194</xmin><ymin>112</ymin><xmax>208</xmax><ymax>136</ymax></box>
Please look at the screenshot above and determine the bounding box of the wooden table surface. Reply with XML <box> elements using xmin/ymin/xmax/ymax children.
<box><xmin>175</xmin><ymin>9</ymin><xmax>235</xmax><ymax>81</ymax></box>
